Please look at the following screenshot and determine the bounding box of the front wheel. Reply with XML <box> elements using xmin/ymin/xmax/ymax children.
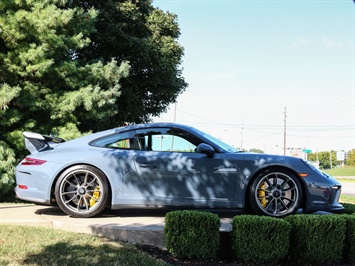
<box><xmin>249</xmin><ymin>169</ymin><xmax>302</xmax><ymax>218</ymax></box>
<box><xmin>55</xmin><ymin>165</ymin><xmax>109</xmax><ymax>218</ymax></box>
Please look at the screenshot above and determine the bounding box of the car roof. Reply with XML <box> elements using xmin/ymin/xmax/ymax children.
<box><xmin>58</xmin><ymin>123</ymin><xmax>197</xmax><ymax>147</ymax></box>
<box><xmin>114</xmin><ymin>122</ymin><xmax>195</xmax><ymax>133</ymax></box>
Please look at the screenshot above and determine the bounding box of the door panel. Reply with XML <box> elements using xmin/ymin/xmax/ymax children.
<box><xmin>134</xmin><ymin>151</ymin><xmax>238</xmax><ymax>202</ymax></box>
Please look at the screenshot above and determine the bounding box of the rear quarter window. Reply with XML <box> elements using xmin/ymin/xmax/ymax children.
<box><xmin>90</xmin><ymin>132</ymin><xmax>131</xmax><ymax>148</ymax></box>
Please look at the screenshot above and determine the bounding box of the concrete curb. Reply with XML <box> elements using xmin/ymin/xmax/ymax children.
<box><xmin>0</xmin><ymin>204</ymin><xmax>233</xmax><ymax>249</ymax></box>
<box><xmin>0</xmin><ymin>204</ymin><xmax>52</xmax><ymax>227</ymax></box>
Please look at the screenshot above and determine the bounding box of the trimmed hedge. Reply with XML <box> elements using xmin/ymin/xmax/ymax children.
<box><xmin>341</xmin><ymin>202</ymin><xmax>355</xmax><ymax>214</ymax></box>
<box><xmin>230</xmin><ymin>215</ymin><xmax>291</xmax><ymax>264</ymax></box>
<box><xmin>343</xmin><ymin>214</ymin><xmax>355</xmax><ymax>263</ymax></box>
<box><xmin>164</xmin><ymin>210</ymin><xmax>220</xmax><ymax>259</ymax></box>
<box><xmin>285</xmin><ymin>215</ymin><xmax>346</xmax><ymax>264</ymax></box>
<box><xmin>164</xmin><ymin>212</ymin><xmax>353</xmax><ymax>264</ymax></box>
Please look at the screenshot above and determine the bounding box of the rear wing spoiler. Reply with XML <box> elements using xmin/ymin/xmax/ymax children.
<box><xmin>23</xmin><ymin>132</ymin><xmax>65</xmax><ymax>153</ymax></box>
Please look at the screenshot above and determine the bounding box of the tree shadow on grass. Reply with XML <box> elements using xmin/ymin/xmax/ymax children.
<box><xmin>22</xmin><ymin>241</ymin><xmax>164</xmax><ymax>266</ymax></box>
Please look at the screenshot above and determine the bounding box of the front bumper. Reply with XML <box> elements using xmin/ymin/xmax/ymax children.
<box><xmin>303</xmin><ymin>172</ymin><xmax>344</xmax><ymax>213</ymax></box>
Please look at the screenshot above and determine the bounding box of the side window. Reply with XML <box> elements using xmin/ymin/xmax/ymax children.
<box><xmin>108</xmin><ymin>138</ymin><xmax>130</xmax><ymax>149</ymax></box>
<box><xmin>149</xmin><ymin>135</ymin><xmax>195</xmax><ymax>152</ymax></box>
<box><xmin>91</xmin><ymin>131</ymin><xmax>145</xmax><ymax>150</ymax></box>
<box><xmin>108</xmin><ymin>137</ymin><xmax>145</xmax><ymax>150</ymax></box>
<box><xmin>136</xmin><ymin>128</ymin><xmax>197</xmax><ymax>152</ymax></box>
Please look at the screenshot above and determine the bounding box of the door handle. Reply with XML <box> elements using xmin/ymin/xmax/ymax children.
<box><xmin>138</xmin><ymin>163</ymin><xmax>159</xmax><ymax>169</ymax></box>
<box><xmin>189</xmin><ymin>167</ymin><xmax>200</xmax><ymax>173</ymax></box>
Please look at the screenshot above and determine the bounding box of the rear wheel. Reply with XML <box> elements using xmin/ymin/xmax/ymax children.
<box><xmin>55</xmin><ymin>165</ymin><xmax>109</xmax><ymax>218</ymax></box>
<box><xmin>249</xmin><ymin>169</ymin><xmax>302</xmax><ymax>217</ymax></box>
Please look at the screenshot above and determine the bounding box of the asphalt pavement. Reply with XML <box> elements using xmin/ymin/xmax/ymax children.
<box><xmin>339</xmin><ymin>181</ymin><xmax>355</xmax><ymax>195</ymax></box>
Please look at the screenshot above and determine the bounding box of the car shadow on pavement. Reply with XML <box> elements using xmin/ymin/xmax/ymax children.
<box><xmin>104</xmin><ymin>208</ymin><xmax>243</xmax><ymax>218</ymax></box>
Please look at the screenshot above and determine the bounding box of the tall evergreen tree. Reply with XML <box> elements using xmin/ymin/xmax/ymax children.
<box><xmin>0</xmin><ymin>0</ymin><xmax>186</xmax><ymax>196</ymax></box>
<box><xmin>0</xmin><ymin>0</ymin><xmax>129</xmax><ymax>194</ymax></box>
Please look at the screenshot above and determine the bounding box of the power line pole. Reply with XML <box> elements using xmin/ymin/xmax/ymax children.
<box><xmin>173</xmin><ymin>102</ymin><xmax>177</xmax><ymax>123</ymax></box>
<box><xmin>171</xmin><ymin>102</ymin><xmax>177</xmax><ymax>151</ymax></box>
<box><xmin>283</xmin><ymin>107</ymin><xmax>287</xmax><ymax>156</ymax></box>
<box><xmin>240</xmin><ymin>119</ymin><xmax>244</xmax><ymax>150</ymax></box>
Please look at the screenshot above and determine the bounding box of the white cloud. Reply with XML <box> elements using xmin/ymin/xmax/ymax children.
<box><xmin>292</xmin><ymin>37</ymin><xmax>310</xmax><ymax>46</ymax></box>
<box><xmin>322</xmin><ymin>37</ymin><xmax>338</xmax><ymax>48</ymax></box>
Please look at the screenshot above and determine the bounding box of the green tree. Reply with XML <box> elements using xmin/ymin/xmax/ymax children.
<box><xmin>0</xmin><ymin>0</ymin><xmax>129</xmax><ymax>195</ymax></box>
<box><xmin>0</xmin><ymin>0</ymin><xmax>186</xmax><ymax>197</ymax></box>
<box><xmin>0</xmin><ymin>141</ymin><xmax>16</xmax><ymax>194</ymax></box>
<box><xmin>249</xmin><ymin>148</ymin><xmax>264</xmax><ymax>154</ymax></box>
<box><xmin>346</xmin><ymin>149</ymin><xmax>355</xmax><ymax>166</ymax></box>
<box><xmin>307</xmin><ymin>152</ymin><xmax>317</xmax><ymax>162</ymax></box>
<box><xmin>68</xmin><ymin>0</ymin><xmax>187</xmax><ymax>129</ymax></box>
<box><xmin>308</xmin><ymin>151</ymin><xmax>339</xmax><ymax>169</ymax></box>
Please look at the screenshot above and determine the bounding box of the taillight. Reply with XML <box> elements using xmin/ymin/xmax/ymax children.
<box><xmin>21</xmin><ymin>157</ymin><xmax>46</xmax><ymax>166</ymax></box>
<box><xmin>18</xmin><ymin>185</ymin><xmax>28</xmax><ymax>189</ymax></box>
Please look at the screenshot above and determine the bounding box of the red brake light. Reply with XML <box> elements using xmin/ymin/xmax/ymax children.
<box><xmin>18</xmin><ymin>185</ymin><xmax>28</xmax><ymax>189</ymax></box>
<box><xmin>21</xmin><ymin>157</ymin><xmax>46</xmax><ymax>166</ymax></box>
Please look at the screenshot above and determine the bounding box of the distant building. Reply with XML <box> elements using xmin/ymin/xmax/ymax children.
<box><xmin>285</xmin><ymin>147</ymin><xmax>304</xmax><ymax>159</ymax></box>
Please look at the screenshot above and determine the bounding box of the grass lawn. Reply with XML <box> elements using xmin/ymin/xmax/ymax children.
<box><xmin>338</xmin><ymin>179</ymin><xmax>355</xmax><ymax>185</ymax></box>
<box><xmin>0</xmin><ymin>225</ymin><xmax>169</xmax><ymax>266</ymax></box>
<box><xmin>340</xmin><ymin>194</ymin><xmax>355</xmax><ymax>204</ymax></box>
<box><xmin>323</xmin><ymin>166</ymin><xmax>355</xmax><ymax>177</ymax></box>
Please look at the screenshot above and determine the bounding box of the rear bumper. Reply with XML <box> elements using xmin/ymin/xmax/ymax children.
<box><xmin>15</xmin><ymin>162</ymin><xmax>60</xmax><ymax>205</ymax></box>
<box><xmin>14</xmin><ymin>187</ymin><xmax>52</xmax><ymax>205</ymax></box>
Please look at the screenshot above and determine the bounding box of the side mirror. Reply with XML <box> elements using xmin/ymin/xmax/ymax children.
<box><xmin>196</xmin><ymin>143</ymin><xmax>215</xmax><ymax>158</ymax></box>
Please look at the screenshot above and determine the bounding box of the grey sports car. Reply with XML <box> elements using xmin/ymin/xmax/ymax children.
<box><xmin>15</xmin><ymin>123</ymin><xmax>343</xmax><ymax>218</ymax></box>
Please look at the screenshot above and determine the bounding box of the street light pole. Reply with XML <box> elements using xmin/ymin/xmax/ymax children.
<box><xmin>283</xmin><ymin>107</ymin><xmax>287</xmax><ymax>156</ymax></box>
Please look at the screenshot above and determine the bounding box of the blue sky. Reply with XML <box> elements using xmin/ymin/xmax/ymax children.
<box><xmin>153</xmin><ymin>0</ymin><xmax>354</xmax><ymax>153</ymax></box>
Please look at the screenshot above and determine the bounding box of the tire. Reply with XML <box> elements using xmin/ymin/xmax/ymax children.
<box><xmin>249</xmin><ymin>169</ymin><xmax>302</xmax><ymax>218</ymax></box>
<box><xmin>55</xmin><ymin>165</ymin><xmax>109</xmax><ymax>218</ymax></box>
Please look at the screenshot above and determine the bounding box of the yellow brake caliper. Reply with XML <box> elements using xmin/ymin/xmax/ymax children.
<box><xmin>258</xmin><ymin>182</ymin><xmax>267</xmax><ymax>207</ymax></box>
<box><xmin>89</xmin><ymin>186</ymin><xmax>100</xmax><ymax>207</ymax></box>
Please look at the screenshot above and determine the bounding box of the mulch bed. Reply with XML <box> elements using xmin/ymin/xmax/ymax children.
<box><xmin>137</xmin><ymin>244</ymin><xmax>255</xmax><ymax>265</ymax></box>
<box><xmin>137</xmin><ymin>244</ymin><xmax>353</xmax><ymax>266</ymax></box>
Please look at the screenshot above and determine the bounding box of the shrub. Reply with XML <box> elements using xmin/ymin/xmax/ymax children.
<box><xmin>230</xmin><ymin>215</ymin><xmax>291</xmax><ymax>265</ymax></box>
<box><xmin>343</xmin><ymin>214</ymin><xmax>355</xmax><ymax>263</ymax></box>
<box><xmin>341</xmin><ymin>202</ymin><xmax>355</xmax><ymax>214</ymax></box>
<box><xmin>164</xmin><ymin>210</ymin><xmax>220</xmax><ymax>260</ymax></box>
<box><xmin>285</xmin><ymin>215</ymin><xmax>346</xmax><ymax>264</ymax></box>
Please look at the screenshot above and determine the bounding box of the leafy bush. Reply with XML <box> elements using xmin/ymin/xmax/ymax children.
<box><xmin>343</xmin><ymin>214</ymin><xmax>355</xmax><ymax>263</ymax></box>
<box><xmin>230</xmin><ymin>215</ymin><xmax>291</xmax><ymax>264</ymax></box>
<box><xmin>285</xmin><ymin>215</ymin><xmax>346</xmax><ymax>264</ymax></box>
<box><xmin>341</xmin><ymin>202</ymin><xmax>355</xmax><ymax>214</ymax></box>
<box><xmin>164</xmin><ymin>210</ymin><xmax>220</xmax><ymax>259</ymax></box>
